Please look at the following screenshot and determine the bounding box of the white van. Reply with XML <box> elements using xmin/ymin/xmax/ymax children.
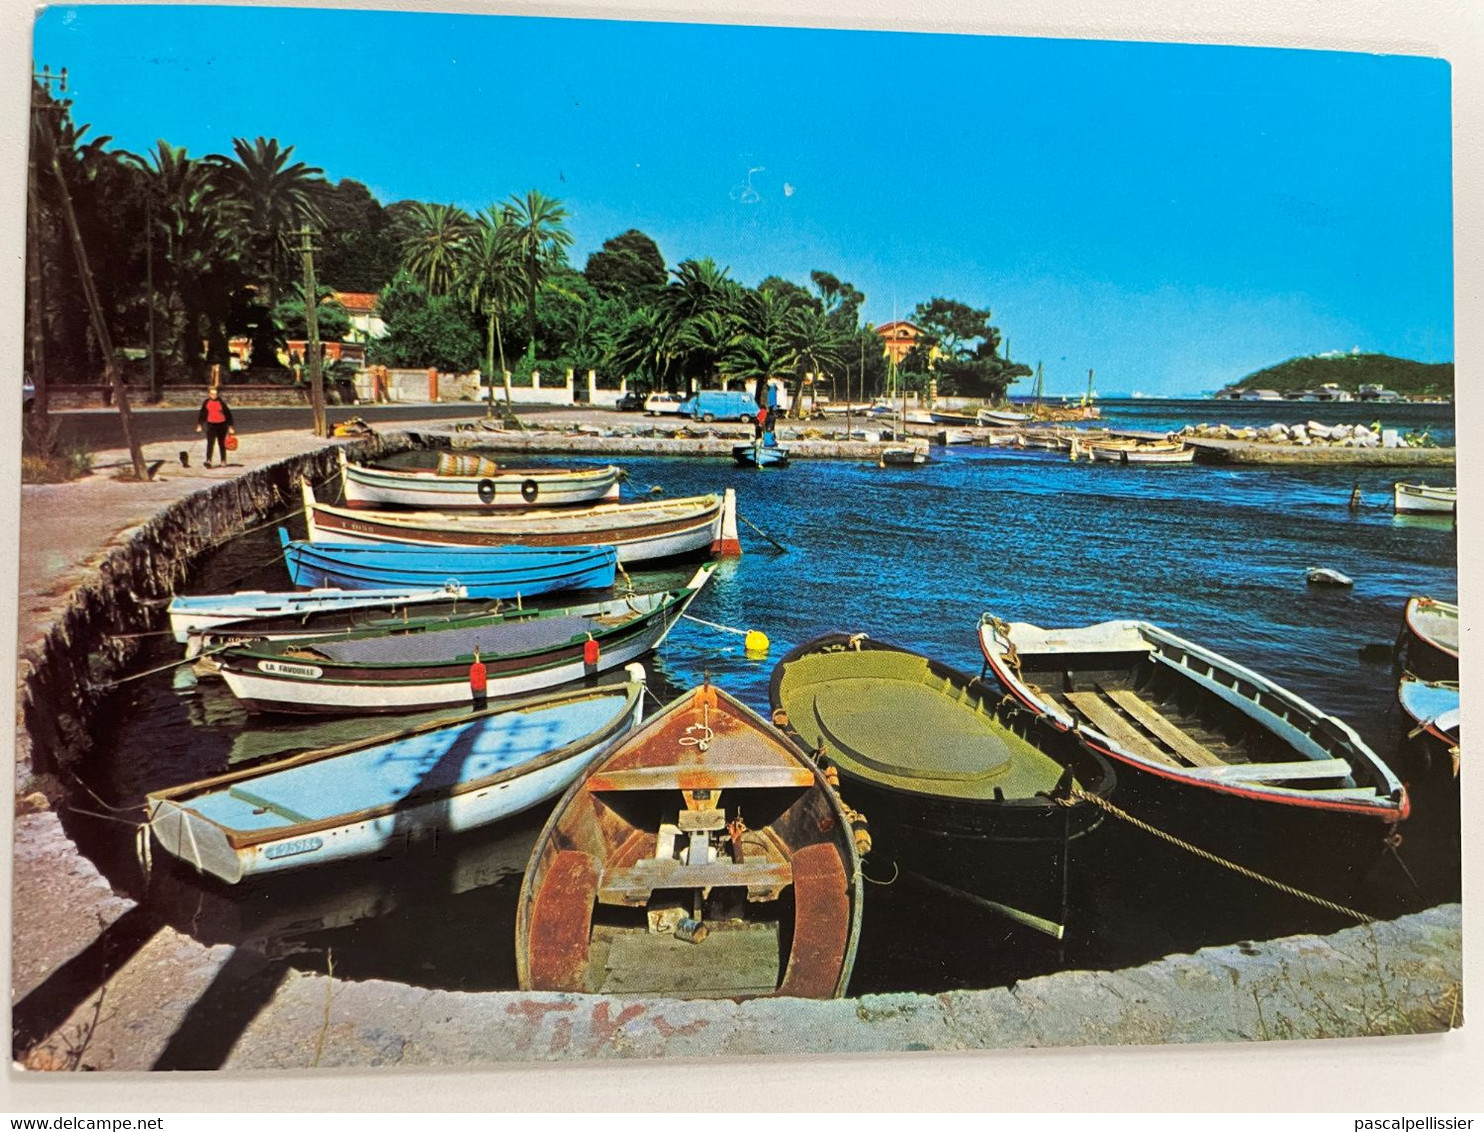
<box><xmin>644</xmin><ymin>392</ymin><xmax>684</xmax><ymax>416</ymax></box>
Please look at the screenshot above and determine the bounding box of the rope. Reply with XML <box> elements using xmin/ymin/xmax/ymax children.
<box><xmin>737</xmin><ymin>511</ymin><xmax>788</xmax><ymax>553</ymax></box>
<box><xmin>1062</xmin><ymin>783</ymin><xmax>1375</xmax><ymax>924</ymax></box>
<box><xmin>861</xmin><ymin>859</ymin><xmax>899</xmax><ymax>886</ymax></box>
<box><xmin>67</xmin><ymin>806</ymin><xmax>144</xmax><ymax>828</ymax></box>
<box><xmin>87</xmin><ymin>641</ymin><xmax>238</xmax><ymax>691</ymax></box>
<box><xmin>682</xmin><ymin>614</ymin><xmax>750</xmax><ymax>637</ymax></box>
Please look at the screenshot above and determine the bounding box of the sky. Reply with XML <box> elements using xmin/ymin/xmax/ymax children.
<box><xmin>31</xmin><ymin>5</ymin><xmax>1454</xmax><ymax>396</ymax></box>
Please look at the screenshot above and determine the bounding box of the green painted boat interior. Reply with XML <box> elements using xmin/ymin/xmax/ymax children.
<box><xmin>778</xmin><ymin>650</ymin><xmax>1067</xmax><ymax>800</ymax></box>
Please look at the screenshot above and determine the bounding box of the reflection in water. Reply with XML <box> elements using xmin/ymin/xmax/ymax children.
<box><xmin>69</xmin><ymin>427</ymin><xmax>1458</xmax><ymax>995</ymax></box>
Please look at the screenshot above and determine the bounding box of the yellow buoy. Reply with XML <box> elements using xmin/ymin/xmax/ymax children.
<box><xmin>744</xmin><ymin>629</ymin><xmax>770</xmax><ymax>656</ymax></box>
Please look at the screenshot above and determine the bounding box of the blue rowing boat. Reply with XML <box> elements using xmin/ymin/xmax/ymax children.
<box><xmin>277</xmin><ymin>528</ymin><xmax>616</xmax><ymax>599</ymax></box>
<box><xmin>147</xmin><ymin>679</ymin><xmax>647</xmax><ymax>882</ymax></box>
<box><xmin>731</xmin><ymin>443</ymin><xmax>790</xmax><ymax>468</ymax></box>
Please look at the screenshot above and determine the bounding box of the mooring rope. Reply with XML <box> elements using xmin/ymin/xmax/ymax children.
<box><xmin>86</xmin><ymin>641</ymin><xmax>238</xmax><ymax>691</ymax></box>
<box><xmin>1061</xmin><ymin>783</ymin><xmax>1375</xmax><ymax>924</ymax></box>
<box><xmin>682</xmin><ymin>614</ymin><xmax>750</xmax><ymax>637</ymax></box>
<box><xmin>737</xmin><ymin>511</ymin><xmax>788</xmax><ymax>553</ymax></box>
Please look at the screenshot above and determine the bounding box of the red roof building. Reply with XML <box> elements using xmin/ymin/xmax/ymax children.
<box><xmin>875</xmin><ymin>320</ymin><xmax>924</xmax><ymax>366</ymax></box>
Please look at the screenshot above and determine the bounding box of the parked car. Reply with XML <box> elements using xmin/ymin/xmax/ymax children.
<box><xmin>616</xmin><ymin>389</ymin><xmax>646</xmax><ymax>411</ymax></box>
<box><xmin>678</xmin><ymin>389</ymin><xmax>757</xmax><ymax>423</ymax></box>
<box><xmin>644</xmin><ymin>392</ymin><xmax>684</xmax><ymax>416</ymax></box>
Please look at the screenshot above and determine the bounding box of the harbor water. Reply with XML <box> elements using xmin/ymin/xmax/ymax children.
<box><xmin>73</xmin><ymin>405</ymin><xmax>1459</xmax><ymax>996</ymax></box>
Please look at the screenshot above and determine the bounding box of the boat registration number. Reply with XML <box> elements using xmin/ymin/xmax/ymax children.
<box><xmin>258</xmin><ymin>660</ymin><xmax>324</xmax><ymax>679</ymax></box>
<box><xmin>264</xmin><ymin>836</ymin><xmax>324</xmax><ymax>860</ymax></box>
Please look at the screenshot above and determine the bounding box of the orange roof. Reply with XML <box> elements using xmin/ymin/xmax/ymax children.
<box><xmin>875</xmin><ymin>320</ymin><xmax>922</xmax><ymax>337</ymax></box>
<box><xmin>334</xmin><ymin>291</ymin><xmax>379</xmax><ymax>314</ymax></box>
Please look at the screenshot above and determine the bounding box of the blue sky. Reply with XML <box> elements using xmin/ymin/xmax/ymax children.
<box><xmin>33</xmin><ymin>5</ymin><xmax>1453</xmax><ymax>396</ymax></box>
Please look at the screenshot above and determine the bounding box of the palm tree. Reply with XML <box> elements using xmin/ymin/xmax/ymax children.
<box><xmin>784</xmin><ymin>304</ymin><xmax>845</xmax><ymax>417</ymax></box>
<box><xmin>457</xmin><ymin>208</ymin><xmax>523</xmax><ymax>413</ymax></box>
<box><xmin>610</xmin><ymin>306</ymin><xmax>678</xmax><ymax>391</ymax></box>
<box><xmin>396</xmin><ymin>201</ymin><xmax>476</xmax><ymax>297</ymax></box>
<box><xmin>129</xmin><ymin>141</ymin><xmax>243</xmax><ymax>382</ymax></box>
<box><xmin>503</xmin><ymin>189</ymin><xmax>574</xmax><ymax>365</ymax></box>
<box><xmin>206</xmin><ymin>136</ymin><xmax>327</xmax><ymax>307</ymax></box>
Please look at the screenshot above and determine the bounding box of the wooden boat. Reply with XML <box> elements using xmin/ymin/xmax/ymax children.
<box><xmin>167</xmin><ymin>585</ymin><xmax>468</xmax><ymax>643</ymax></box>
<box><xmin>147</xmin><ymin>678</ymin><xmax>647</xmax><ymax>883</ymax></box>
<box><xmin>880</xmin><ymin>446</ymin><xmax>928</xmax><ymax>466</ymax></box>
<box><xmin>1397</xmin><ymin>674</ymin><xmax>1460</xmax><ymax>775</ymax></box>
<box><xmin>1393</xmin><ymin>482</ymin><xmax>1456</xmax><ymax>514</ymax></box>
<box><xmin>983</xmin><ymin>430</ymin><xmax>1019</xmax><ymax>447</ymax></box>
<box><xmin>937</xmin><ymin>428</ymin><xmax>974</xmax><ymax>446</ymax></box>
<box><xmin>338</xmin><ymin>449</ymin><xmax>622</xmax><ymax>510</ymax></box>
<box><xmin>303</xmin><ymin>482</ymin><xmax>740</xmax><ymax>563</ymax></box>
<box><xmin>1119</xmin><ymin>443</ymin><xmax>1195</xmax><ymax>464</ymax></box>
<box><xmin>903</xmin><ymin>410</ymin><xmax>935</xmax><ymax>425</ymax></box>
<box><xmin>1395</xmin><ymin>596</ymin><xmax>1459</xmax><ymax>682</ymax></box>
<box><xmin>731</xmin><ymin>443</ymin><xmax>790</xmax><ymax>468</ymax></box>
<box><xmin>216</xmin><ymin>564</ymin><xmax>714</xmax><ymax>715</ymax></box>
<box><xmin>769</xmin><ymin>633</ymin><xmax>1113</xmax><ymax>938</ymax></box>
<box><xmin>516</xmin><ymin>683</ymin><xmax>863</xmax><ymax>999</ymax></box>
<box><xmin>928</xmin><ymin>410</ymin><xmax>978</xmax><ymax>427</ymax></box>
<box><xmin>977</xmin><ymin>408</ymin><xmax>1033</xmax><ymax>426</ymax></box>
<box><xmin>278</xmin><ymin>528</ymin><xmax>616</xmax><ymax>599</ymax></box>
<box><xmin>978</xmin><ymin>616</ymin><xmax>1409</xmax><ymax>895</ymax></box>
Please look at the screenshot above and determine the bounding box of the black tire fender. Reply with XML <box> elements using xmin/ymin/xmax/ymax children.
<box><xmin>521</xmin><ymin>478</ymin><xmax>539</xmax><ymax>503</ymax></box>
<box><xmin>477</xmin><ymin>478</ymin><xmax>497</xmax><ymax>505</ymax></box>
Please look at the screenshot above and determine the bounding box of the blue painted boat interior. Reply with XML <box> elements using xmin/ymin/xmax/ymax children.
<box><xmin>186</xmin><ymin>692</ymin><xmax>629</xmax><ymax>832</ymax></box>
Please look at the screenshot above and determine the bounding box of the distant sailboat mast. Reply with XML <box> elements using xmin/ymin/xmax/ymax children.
<box><xmin>1083</xmin><ymin>367</ymin><xmax>1096</xmax><ymax>408</ymax></box>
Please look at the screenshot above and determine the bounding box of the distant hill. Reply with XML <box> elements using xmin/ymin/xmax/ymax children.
<box><xmin>1221</xmin><ymin>353</ymin><xmax>1454</xmax><ymax>397</ymax></box>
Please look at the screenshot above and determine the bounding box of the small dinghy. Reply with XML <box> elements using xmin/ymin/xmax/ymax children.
<box><xmin>147</xmin><ymin>678</ymin><xmax>646</xmax><ymax>883</ymax></box>
<box><xmin>339</xmin><ymin>449</ymin><xmax>623</xmax><ymax>510</ymax></box>
<box><xmin>979</xmin><ymin>615</ymin><xmax>1408</xmax><ymax>896</ymax></box>
<box><xmin>216</xmin><ymin>565</ymin><xmax>714</xmax><ymax>715</ymax></box>
<box><xmin>769</xmin><ymin>633</ymin><xmax>1112</xmax><ymax>938</ymax></box>
<box><xmin>278</xmin><ymin>529</ymin><xmax>617</xmax><ymax>599</ymax></box>
<box><xmin>1397</xmin><ymin>674</ymin><xmax>1460</xmax><ymax>776</ymax></box>
<box><xmin>1395</xmin><ymin>596</ymin><xmax>1459</xmax><ymax>682</ymax></box>
<box><xmin>167</xmin><ymin>586</ymin><xmax>468</xmax><ymax>643</ymax></box>
<box><xmin>516</xmin><ymin>683</ymin><xmax>864</xmax><ymax>999</ymax></box>
<box><xmin>1393</xmin><ymin>482</ymin><xmax>1456</xmax><ymax>515</ymax></box>
<box><xmin>731</xmin><ymin>443</ymin><xmax>790</xmax><ymax>468</ymax></box>
<box><xmin>880</xmin><ymin>446</ymin><xmax>928</xmax><ymax>466</ymax></box>
<box><xmin>977</xmin><ymin>408</ymin><xmax>1033</xmax><ymax>426</ymax></box>
<box><xmin>1306</xmin><ymin>566</ymin><xmax>1354</xmax><ymax>586</ymax></box>
<box><xmin>937</xmin><ymin>428</ymin><xmax>974</xmax><ymax>446</ymax></box>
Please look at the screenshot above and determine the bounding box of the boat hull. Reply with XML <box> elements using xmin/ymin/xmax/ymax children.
<box><xmin>769</xmin><ymin>633</ymin><xmax>1113</xmax><ymax>938</ymax></box>
<box><xmin>167</xmin><ymin>587</ymin><xmax>466</xmax><ymax>643</ymax></box>
<box><xmin>341</xmin><ymin>453</ymin><xmax>622</xmax><ymax>510</ymax></box>
<box><xmin>147</xmin><ymin>684</ymin><xmax>646</xmax><ymax>883</ymax></box>
<box><xmin>1393</xmin><ymin>482</ymin><xmax>1456</xmax><ymax>514</ymax></box>
<box><xmin>731</xmin><ymin>444</ymin><xmax>790</xmax><ymax>467</ymax></box>
<box><xmin>280</xmin><ymin>531</ymin><xmax>618</xmax><ymax>599</ymax></box>
<box><xmin>218</xmin><ymin>568</ymin><xmax>712</xmax><ymax>715</ymax></box>
<box><xmin>304</xmin><ymin>483</ymin><xmax>734</xmax><ymax>564</ymax></box>
<box><xmin>516</xmin><ymin>685</ymin><xmax>863</xmax><ymax>1000</ymax></box>
<box><xmin>978</xmin><ymin>617</ymin><xmax>1408</xmax><ymax>900</ymax></box>
<box><xmin>1397</xmin><ymin>597</ymin><xmax>1459</xmax><ymax>683</ymax></box>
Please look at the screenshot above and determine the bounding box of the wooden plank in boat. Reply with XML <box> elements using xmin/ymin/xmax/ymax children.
<box><xmin>587</xmin><ymin>766</ymin><xmax>816</xmax><ymax>792</ymax></box>
<box><xmin>595</xmin><ymin>923</ymin><xmax>780</xmax><ymax>997</ymax></box>
<box><xmin>1101</xmin><ymin>687</ymin><xmax>1226</xmax><ymax>768</ymax></box>
<box><xmin>597</xmin><ymin>858</ymin><xmax>794</xmax><ymax>904</ymax></box>
<box><xmin>1063</xmin><ymin>691</ymin><xmax>1184</xmax><ymax>769</ymax></box>
<box><xmin>1182</xmin><ymin>758</ymin><xmax>1352</xmax><ymax>783</ymax></box>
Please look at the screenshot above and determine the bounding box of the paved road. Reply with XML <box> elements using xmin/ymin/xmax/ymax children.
<box><xmin>33</xmin><ymin>401</ymin><xmax>586</xmax><ymax>450</ymax></box>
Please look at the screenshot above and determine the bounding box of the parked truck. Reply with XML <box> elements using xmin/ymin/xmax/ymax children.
<box><xmin>678</xmin><ymin>389</ymin><xmax>759</xmax><ymax>422</ymax></box>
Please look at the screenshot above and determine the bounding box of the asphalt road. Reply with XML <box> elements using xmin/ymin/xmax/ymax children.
<box><xmin>30</xmin><ymin>401</ymin><xmax>585</xmax><ymax>450</ymax></box>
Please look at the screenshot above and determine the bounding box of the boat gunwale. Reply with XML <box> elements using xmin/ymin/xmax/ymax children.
<box><xmin>767</xmin><ymin>631</ymin><xmax>1116</xmax><ymax>806</ymax></box>
<box><xmin>1403</xmin><ymin>596</ymin><xmax>1460</xmax><ymax>660</ymax></box>
<box><xmin>977</xmin><ymin>617</ymin><xmax>1408</xmax><ymax>820</ymax></box>
<box><xmin>515</xmin><ymin>683</ymin><xmax>865</xmax><ymax>999</ymax></box>
<box><xmin>148</xmin><ymin>682</ymin><xmax>646</xmax><ymax>848</ymax></box>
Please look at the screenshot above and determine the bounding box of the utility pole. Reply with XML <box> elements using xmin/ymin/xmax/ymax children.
<box><xmin>25</xmin><ymin>100</ymin><xmax>48</xmax><ymax>421</ymax></box>
<box><xmin>145</xmin><ymin>196</ymin><xmax>158</xmax><ymax>401</ymax></box>
<box><xmin>34</xmin><ymin>67</ymin><xmax>149</xmax><ymax>480</ymax></box>
<box><xmin>297</xmin><ymin>227</ymin><xmax>327</xmax><ymax>438</ymax></box>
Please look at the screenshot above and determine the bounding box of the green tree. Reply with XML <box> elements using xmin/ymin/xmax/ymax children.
<box><xmin>317</xmin><ymin>179</ymin><xmax>399</xmax><ymax>292</ymax></box>
<box><xmin>457</xmin><ymin>208</ymin><xmax>523</xmax><ymax>411</ymax></box>
<box><xmin>369</xmin><ymin>274</ymin><xmax>480</xmax><ymax>372</ymax></box>
<box><xmin>395</xmin><ymin>201</ymin><xmax>476</xmax><ymax>296</ymax></box>
<box><xmin>504</xmin><ymin>189</ymin><xmax>574</xmax><ymax>364</ymax></box>
<box><xmin>584</xmin><ymin>229</ymin><xmax>666</xmax><ymax>300</ymax></box>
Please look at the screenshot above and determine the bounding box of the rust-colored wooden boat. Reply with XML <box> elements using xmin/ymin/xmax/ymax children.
<box><xmin>516</xmin><ymin>684</ymin><xmax>863</xmax><ymax>999</ymax></box>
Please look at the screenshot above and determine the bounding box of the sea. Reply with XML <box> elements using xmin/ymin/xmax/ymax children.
<box><xmin>69</xmin><ymin>398</ymin><xmax>1459</xmax><ymax>1000</ymax></box>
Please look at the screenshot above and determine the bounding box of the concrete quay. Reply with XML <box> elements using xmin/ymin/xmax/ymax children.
<box><xmin>5</xmin><ymin>416</ymin><xmax>1470</xmax><ymax>1104</ymax></box>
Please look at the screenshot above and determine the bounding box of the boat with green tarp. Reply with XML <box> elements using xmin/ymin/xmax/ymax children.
<box><xmin>768</xmin><ymin>632</ymin><xmax>1113</xmax><ymax>939</ymax></box>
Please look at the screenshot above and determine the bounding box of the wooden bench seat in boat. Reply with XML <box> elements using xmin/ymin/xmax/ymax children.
<box><xmin>1100</xmin><ymin>687</ymin><xmax>1226</xmax><ymax>768</ymax></box>
<box><xmin>586</xmin><ymin>766</ymin><xmax>816</xmax><ymax>792</ymax></box>
<box><xmin>597</xmin><ymin>858</ymin><xmax>794</xmax><ymax>904</ymax></box>
<box><xmin>1063</xmin><ymin>691</ymin><xmax>1187</xmax><ymax>769</ymax></box>
<box><xmin>1180</xmin><ymin>758</ymin><xmax>1352</xmax><ymax>783</ymax></box>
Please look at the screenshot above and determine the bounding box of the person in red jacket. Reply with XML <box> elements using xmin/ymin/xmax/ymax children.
<box><xmin>195</xmin><ymin>387</ymin><xmax>236</xmax><ymax>467</ymax></box>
